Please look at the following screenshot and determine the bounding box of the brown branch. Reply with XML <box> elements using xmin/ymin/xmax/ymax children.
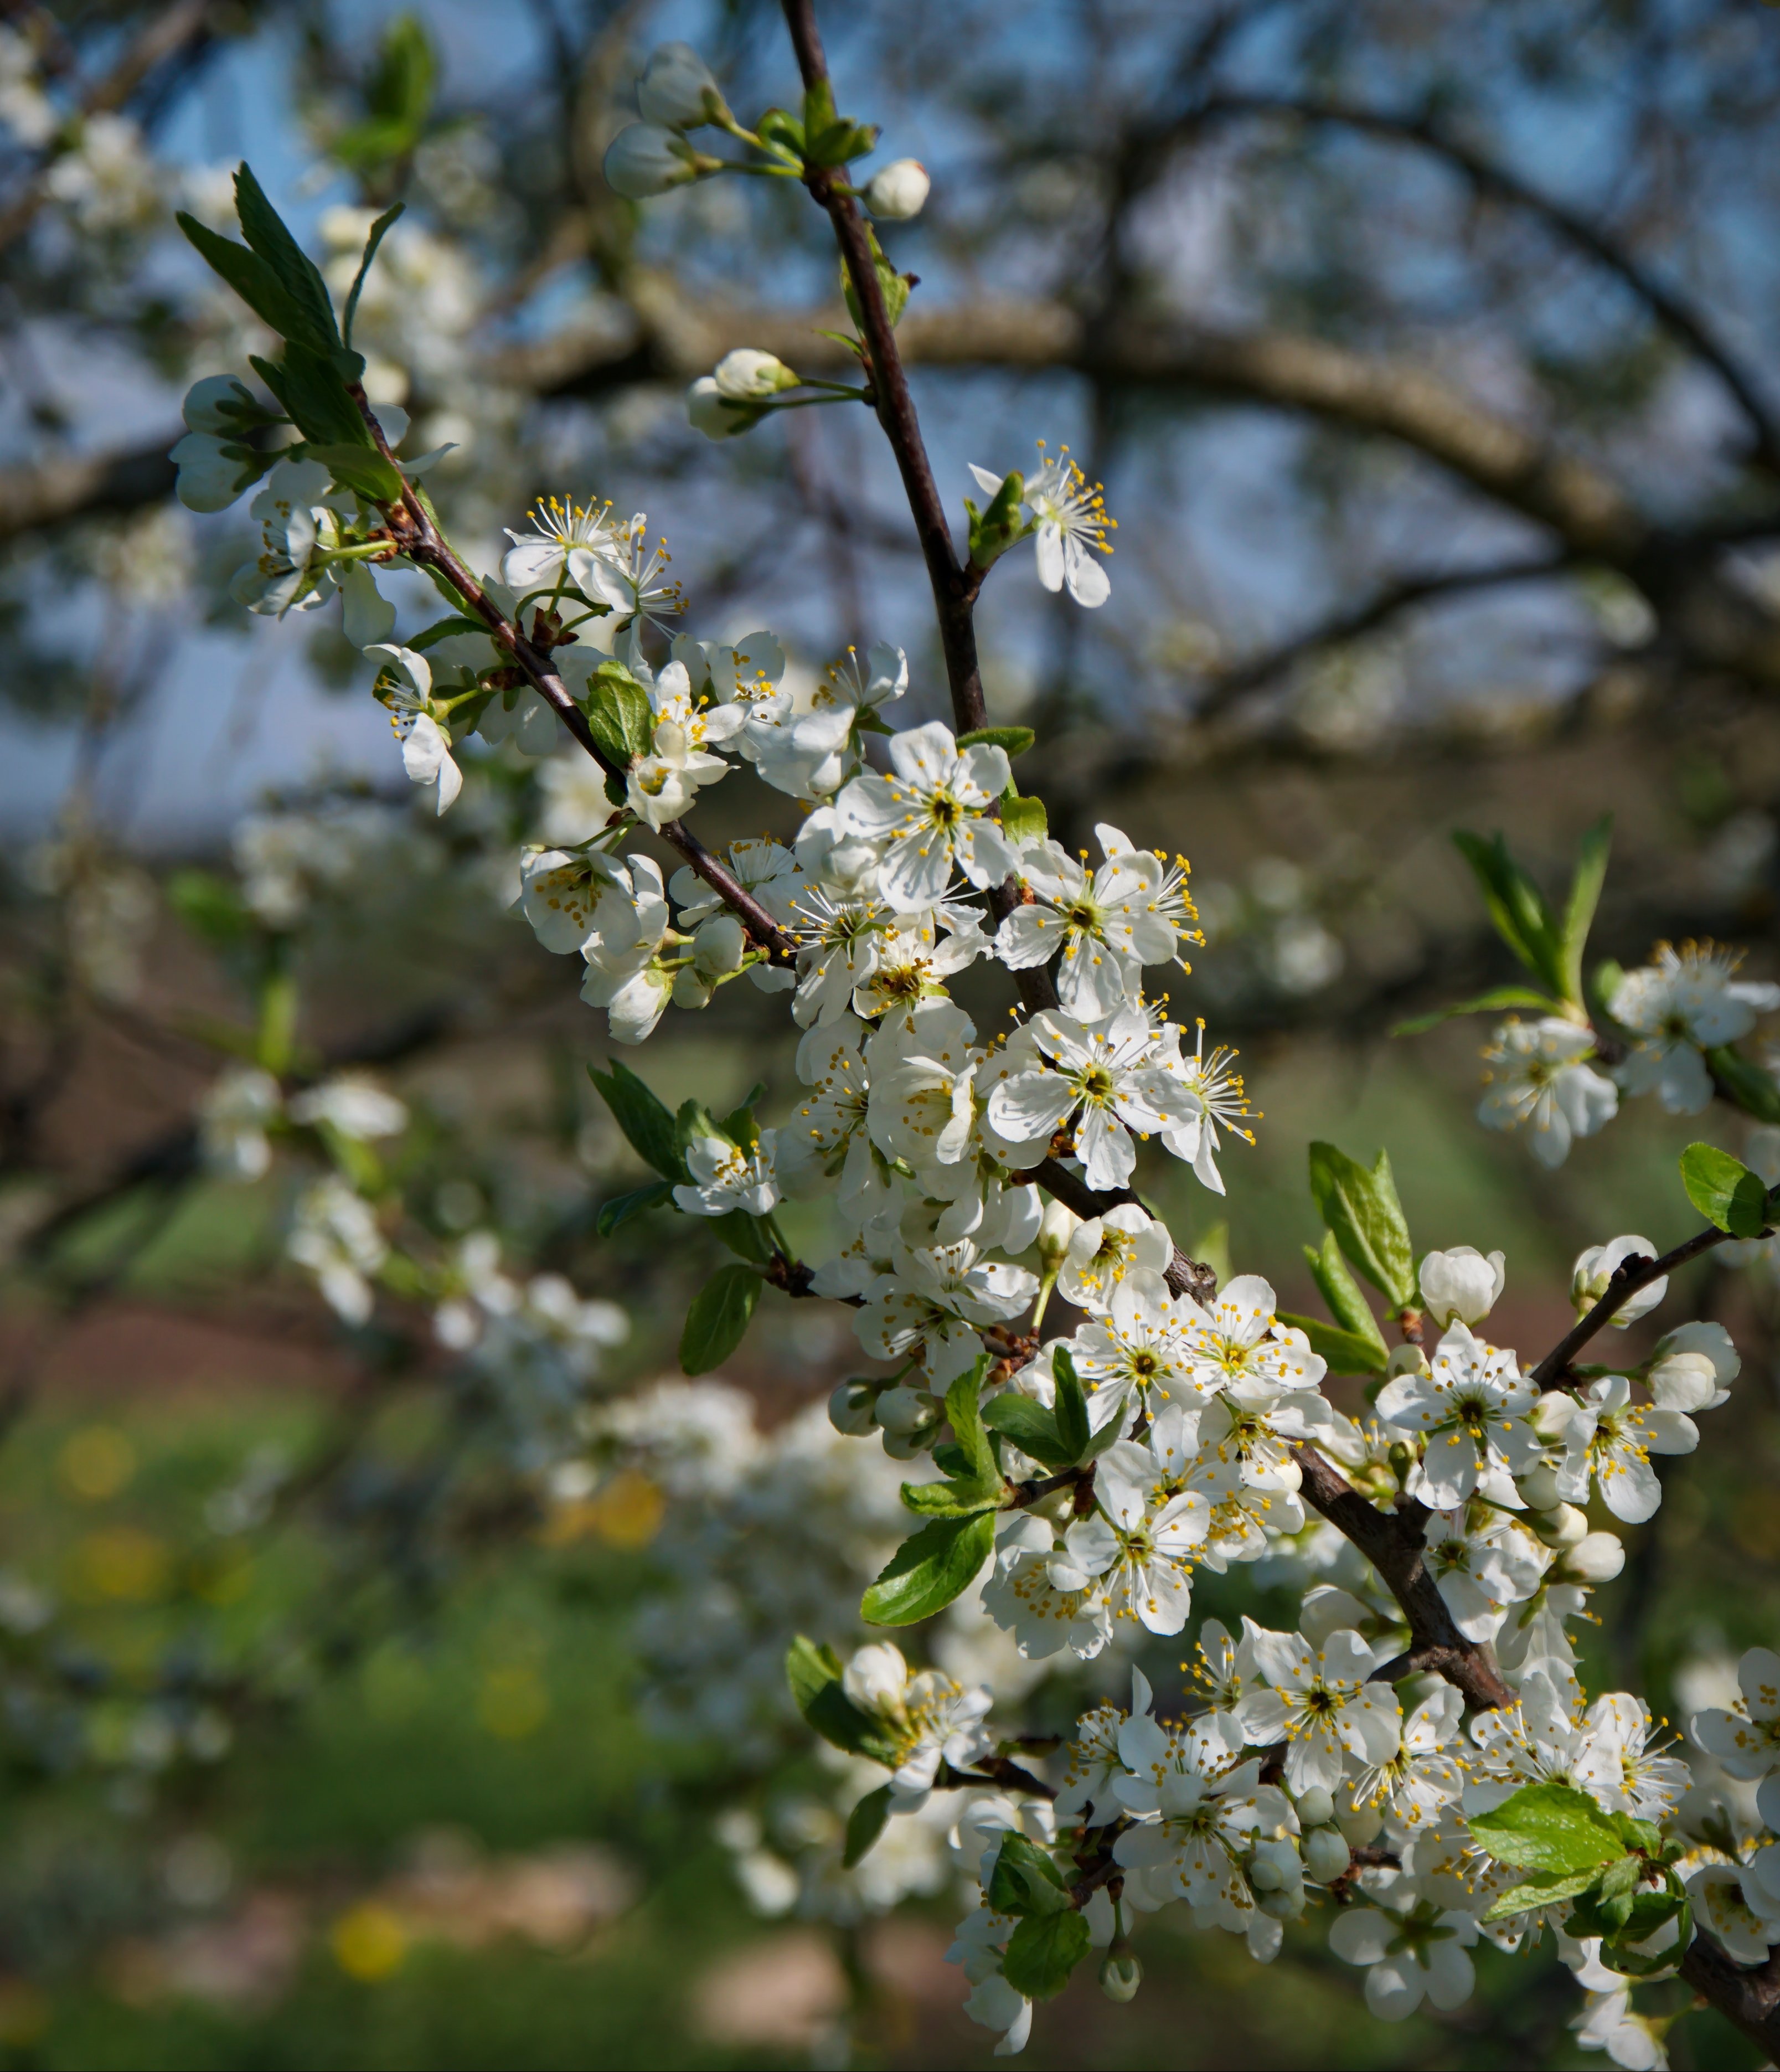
<box><xmin>1529</xmin><ymin>1221</ymin><xmax>1739</xmax><ymax>1388</ymax></box>
<box><xmin>1183</xmin><ymin>94</ymin><xmax>1780</xmax><ymax>477</ymax></box>
<box><xmin>1678</xmin><ymin>1938</ymin><xmax>1780</xmax><ymax>2058</ymax></box>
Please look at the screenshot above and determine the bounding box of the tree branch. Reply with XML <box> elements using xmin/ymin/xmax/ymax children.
<box><xmin>1529</xmin><ymin>1221</ymin><xmax>1740</xmax><ymax>1387</ymax></box>
<box><xmin>1182</xmin><ymin>93</ymin><xmax>1780</xmax><ymax>477</ymax></box>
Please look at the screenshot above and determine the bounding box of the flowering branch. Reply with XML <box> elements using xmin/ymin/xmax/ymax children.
<box><xmin>1529</xmin><ymin>1221</ymin><xmax>1743</xmax><ymax>1388</ymax></box>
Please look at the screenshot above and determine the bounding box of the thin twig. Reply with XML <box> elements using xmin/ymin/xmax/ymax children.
<box><xmin>1529</xmin><ymin>1221</ymin><xmax>1738</xmax><ymax>1387</ymax></box>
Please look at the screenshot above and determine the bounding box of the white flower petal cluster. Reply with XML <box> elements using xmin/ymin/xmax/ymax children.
<box><xmin>969</xmin><ymin>444</ymin><xmax>1115</xmax><ymax>607</ymax></box>
<box><xmin>1612</xmin><ymin>941</ymin><xmax>1780</xmax><ymax>1115</ymax></box>
<box><xmin>1478</xmin><ymin>1016</ymin><xmax>1618</xmax><ymax>1167</ymax></box>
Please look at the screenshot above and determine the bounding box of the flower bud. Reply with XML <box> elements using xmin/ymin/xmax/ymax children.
<box><xmin>1256</xmin><ymin>1887</ymin><xmax>1302</xmax><ymax>1919</ymax></box>
<box><xmin>686</xmin><ymin>377</ymin><xmax>757</xmax><ymax>440</ymax></box>
<box><xmin>1654</xmin><ymin>1319</ymin><xmax>1739</xmax><ymax>1388</ymax></box>
<box><xmin>1514</xmin><ymin>1459</ymin><xmax>1561</xmax><ymax>1510</ymax></box>
<box><xmin>1532</xmin><ymin>1503</ymin><xmax>1588</xmax><ymax>1549</ymax></box>
<box><xmin>863</xmin><ymin>158</ymin><xmax>930</xmax><ymax>219</ymax></box>
<box><xmin>672</xmin><ymin>965</ymin><xmax>714</xmax><ymax>1009</ymax></box>
<box><xmin>1335</xmin><ymin>1800</ymin><xmax>1383</xmax><ymax>1847</ymax></box>
<box><xmin>692</xmin><ymin>914</ymin><xmax>747</xmax><ymax>980</ymax></box>
<box><xmin>1529</xmin><ymin>1390</ymin><xmax>1576</xmax><ymax>1442</ymax></box>
<box><xmin>1417</xmin><ymin>1245</ymin><xmax>1505</xmax><ymax>1327</ymax></box>
<box><xmin>171</xmin><ymin>431</ymin><xmax>249</xmax><ymax>513</ymax></box>
<box><xmin>603</xmin><ymin>122</ymin><xmax>703</xmax><ymax>198</ymax></box>
<box><xmin>1571</xmin><ymin>1235</ymin><xmax>1667</xmax><ymax>1326</ymax></box>
<box><xmin>1247</xmin><ymin>1855</ymin><xmax>1284</xmax><ymax>1891</ymax></box>
<box><xmin>1293</xmin><ymin>1787</ymin><xmax>1335</xmax><ymax>1828</ymax></box>
<box><xmin>1037</xmin><ymin>1197</ymin><xmax>1079</xmax><ymax>1274</ymax></box>
<box><xmin>714</xmin><ymin>349</ymin><xmax>801</xmax><ymax>402</ymax></box>
<box><xmin>636</xmin><ymin>42</ymin><xmax>728</xmax><ymax>129</ymax></box>
<box><xmin>1647</xmin><ymin>1349</ymin><xmax>1723</xmax><ymax>1413</ymax></box>
<box><xmin>842</xmin><ymin>1640</ymin><xmax>909</xmax><ymax>1718</ymax></box>
<box><xmin>829</xmin><ymin>1378</ymin><xmax>880</xmax><ymax>1436</ymax></box>
<box><xmin>1560</xmin><ymin>1529</ymin><xmax>1626</xmax><ymax>1582</ymax></box>
<box><xmin>1098</xmin><ymin>1950</ymin><xmax>1142</xmax><ymax>2002</ymax></box>
<box><xmin>1303</xmin><ymin>1826</ymin><xmax>1350</xmax><ymax>1883</ymax></box>
<box><xmin>1386</xmin><ymin>1342</ymin><xmax>1428</xmax><ymax>1379</ymax></box>
<box><xmin>874</xmin><ymin>1385</ymin><xmax>938</xmax><ymax>1437</ymax></box>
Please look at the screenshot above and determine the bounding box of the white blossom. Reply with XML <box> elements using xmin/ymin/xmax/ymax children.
<box><xmin>1478</xmin><ymin>1017</ymin><xmax>1618</xmax><ymax>1167</ymax></box>
<box><xmin>1375</xmin><ymin>1320</ymin><xmax>1539</xmax><ymax>1508</ymax></box>
<box><xmin>1234</xmin><ymin>1627</ymin><xmax>1401</xmax><ymax>1796</ymax></box>
<box><xmin>834</xmin><ymin>721</ymin><xmax>1018</xmax><ymax>909</ymax></box>
<box><xmin>673</xmin><ymin>1132</ymin><xmax>779</xmax><ymax>1218</ymax></box>
<box><xmin>1571</xmin><ymin>1235</ymin><xmax>1668</xmax><ymax>1327</ymax></box>
<box><xmin>1612</xmin><ymin>941</ymin><xmax>1780</xmax><ymax>1114</ymax></box>
<box><xmin>969</xmin><ymin>444</ymin><xmax>1115</xmax><ymax>607</ymax></box>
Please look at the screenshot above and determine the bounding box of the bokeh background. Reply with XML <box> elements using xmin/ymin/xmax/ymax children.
<box><xmin>6</xmin><ymin>1</ymin><xmax>1780</xmax><ymax>2065</ymax></box>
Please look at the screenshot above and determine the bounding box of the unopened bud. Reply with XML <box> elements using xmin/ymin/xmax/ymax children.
<box><xmin>1647</xmin><ymin>1351</ymin><xmax>1721</xmax><ymax>1413</ymax></box>
<box><xmin>1515</xmin><ymin>1460</ymin><xmax>1561</xmax><ymax>1510</ymax></box>
<box><xmin>1571</xmin><ymin>1235</ymin><xmax>1667</xmax><ymax>1326</ymax></box>
<box><xmin>1303</xmin><ymin>1827</ymin><xmax>1350</xmax><ymax>1883</ymax></box>
<box><xmin>714</xmin><ymin>349</ymin><xmax>801</xmax><ymax>402</ymax></box>
<box><xmin>1037</xmin><ymin>1197</ymin><xmax>1079</xmax><ymax>1274</ymax></box>
<box><xmin>1098</xmin><ymin>1950</ymin><xmax>1142</xmax><ymax>2003</ymax></box>
<box><xmin>1293</xmin><ymin>1786</ymin><xmax>1335</xmax><ymax>1828</ymax></box>
<box><xmin>1533</xmin><ymin>1503</ymin><xmax>1588</xmax><ymax>1549</ymax></box>
<box><xmin>1256</xmin><ymin>1887</ymin><xmax>1302</xmax><ymax>1919</ymax></box>
<box><xmin>692</xmin><ymin>914</ymin><xmax>747</xmax><ymax>978</ymax></box>
<box><xmin>1529</xmin><ymin>1390</ymin><xmax>1576</xmax><ymax>1443</ymax></box>
<box><xmin>1386</xmin><ymin>1342</ymin><xmax>1429</xmax><ymax>1379</ymax></box>
<box><xmin>828</xmin><ymin>1378</ymin><xmax>880</xmax><ymax>1437</ymax></box>
<box><xmin>1247</xmin><ymin>1856</ymin><xmax>1284</xmax><ymax>1892</ymax></box>
<box><xmin>874</xmin><ymin>1385</ymin><xmax>937</xmax><ymax>1438</ymax></box>
<box><xmin>636</xmin><ymin>42</ymin><xmax>729</xmax><ymax>129</ymax></box>
<box><xmin>603</xmin><ymin>121</ymin><xmax>706</xmax><ymax>198</ymax></box>
<box><xmin>1560</xmin><ymin>1529</ymin><xmax>1626</xmax><ymax>1583</ymax></box>
<box><xmin>1335</xmin><ymin>1800</ymin><xmax>1383</xmax><ymax>1847</ymax></box>
<box><xmin>672</xmin><ymin>965</ymin><xmax>714</xmax><ymax>1009</ymax></box>
<box><xmin>863</xmin><ymin>158</ymin><xmax>931</xmax><ymax>219</ymax></box>
<box><xmin>687</xmin><ymin>376</ymin><xmax>757</xmax><ymax>440</ymax></box>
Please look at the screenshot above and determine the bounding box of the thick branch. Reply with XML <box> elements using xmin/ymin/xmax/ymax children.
<box><xmin>1292</xmin><ymin>1444</ymin><xmax>1514</xmax><ymax>1710</ymax></box>
<box><xmin>1186</xmin><ymin>94</ymin><xmax>1780</xmax><ymax>476</ymax></box>
<box><xmin>1678</xmin><ymin>1938</ymin><xmax>1780</xmax><ymax>2058</ymax></box>
<box><xmin>1529</xmin><ymin>1221</ymin><xmax>1737</xmax><ymax>1387</ymax></box>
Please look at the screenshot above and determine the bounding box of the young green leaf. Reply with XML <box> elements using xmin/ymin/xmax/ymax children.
<box><xmin>308</xmin><ymin>444</ymin><xmax>404</xmax><ymax>502</ymax></box>
<box><xmin>587</xmin><ymin>1061</ymin><xmax>684</xmax><ymax>1179</ymax></box>
<box><xmin>1482</xmin><ymin>1864</ymin><xmax>1609</xmax><ymax>1922</ymax></box>
<box><xmin>1302</xmin><ymin>1231</ymin><xmax>1389</xmax><ymax>1358</ymax></box>
<box><xmin>1679</xmin><ymin>1141</ymin><xmax>1772</xmax><ymax>1239</ymax></box>
<box><xmin>1559</xmin><ymin>814</ymin><xmax>1613</xmax><ymax>1007</ymax></box>
<box><xmin>944</xmin><ymin>1358</ymin><xmax>999</xmax><ymax>1487</ymax></box>
<box><xmin>1466</xmin><ymin>1781</ymin><xmax>1628</xmax><ymax>1875</ymax></box>
<box><xmin>1451</xmin><ymin>828</ymin><xmax>1567</xmax><ymax>998</ymax></box>
<box><xmin>1276</xmin><ymin>1313</ymin><xmax>1389</xmax><ymax>1378</ymax></box>
<box><xmin>232</xmin><ymin>163</ymin><xmax>342</xmax><ymax>355</ymax></box>
<box><xmin>1704</xmin><ymin>1045</ymin><xmax>1780</xmax><ymax>1126</ymax></box>
<box><xmin>178</xmin><ymin>214</ymin><xmax>319</xmax><ymax>348</ymax></box>
<box><xmin>583</xmin><ymin>669</ymin><xmax>654</xmax><ymax>769</ymax></box>
<box><xmin>987</xmin><ymin>1833</ymin><xmax>1072</xmax><ymax>1918</ymax></box>
<box><xmin>1003</xmin><ymin>1910</ymin><xmax>1091</xmax><ymax>2001</ymax></box>
<box><xmin>860</xmin><ymin>1511</ymin><xmax>997</xmax><ymax>1626</ymax></box>
<box><xmin>785</xmin><ymin>1636</ymin><xmax>902</xmax><ymax>1765</ymax></box>
<box><xmin>1390</xmin><ymin>985</ymin><xmax>1558</xmax><ymax>1039</ymax></box>
<box><xmin>956</xmin><ymin>726</ymin><xmax>1035</xmax><ymax>758</ymax></box>
<box><xmin>999</xmin><ymin>784</ymin><xmax>1048</xmax><ymax>845</ymax></box>
<box><xmin>594</xmin><ymin>1179</ymin><xmax>675</xmax><ymax>1236</ymax></box>
<box><xmin>980</xmin><ymin>1394</ymin><xmax>1074</xmax><ymax>1469</ymax></box>
<box><xmin>966</xmin><ymin>470</ymin><xmax>1027</xmax><ymax>569</ymax></box>
<box><xmin>249</xmin><ymin>346</ymin><xmax>372</xmax><ymax>450</ymax></box>
<box><xmin>679</xmin><ymin>1262</ymin><xmax>762</xmax><ymax>1375</ymax></box>
<box><xmin>343</xmin><ymin>201</ymin><xmax>405</xmax><ymax>352</ymax></box>
<box><xmin>1307</xmin><ymin>1142</ymin><xmax>1416</xmax><ymax>1308</ymax></box>
<box><xmin>1052</xmin><ymin>1345</ymin><xmax>1091</xmax><ymax>1463</ymax></box>
<box><xmin>843</xmin><ymin>1783</ymin><xmax>894</xmax><ymax>1868</ymax></box>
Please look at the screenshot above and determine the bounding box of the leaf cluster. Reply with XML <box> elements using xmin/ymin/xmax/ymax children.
<box><xmin>986</xmin><ymin>1834</ymin><xmax>1093</xmax><ymax>1998</ymax></box>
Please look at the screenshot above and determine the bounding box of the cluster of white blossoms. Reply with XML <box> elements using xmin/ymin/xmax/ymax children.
<box><xmin>169</xmin><ymin>90</ymin><xmax>1780</xmax><ymax>2068</ymax></box>
<box><xmin>1478</xmin><ymin>942</ymin><xmax>1780</xmax><ymax>1169</ymax></box>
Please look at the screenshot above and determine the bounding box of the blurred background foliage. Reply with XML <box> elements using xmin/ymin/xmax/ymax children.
<box><xmin>4</xmin><ymin>0</ymin><xmax>1780</xmax><ymax>2065</ymax></box>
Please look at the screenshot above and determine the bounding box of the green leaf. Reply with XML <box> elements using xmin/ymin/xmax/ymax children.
<box><xmin>1053</xmin><ymin>1346</ymin><xmax>1091</xmax><ymax>1463</ymax></box>
<box><xmin>1390</xmin><ymin>985</ymin><xmax>1559</xmax><ymax>1038</ymax></box>
<box><xmin>987</xmin><ymin>1834</ymin><xmax>1072</xmax><ymax>1918</ymax></box>
<box><xmin>1483</xmin><ymin>1865</ymin><xmax>1608</xmax><ymax>1921</ymax></box>
<box><xmin>232</xmin><ymin>163</ymin><xmax>342</xmax><ymax>354</ymax></box>
<box><xmin>980</xmin><ymin>1393</ymin><xmax>1074</xmax><ymax>1470</ymax></box>
<box><xmin>801</xmin><ymin>79</ymin><xmax>839</xmax><ymax>140</ymax></box>
<box><xmin>1002</xmin><ymin>1910</ymin><xmax>1091</xmax><ymax>2001</ymax></box>
<box><xmin>309</xmin><ymin>443</ymin><xmax>403</xmax><ymax>502</ymax></box>
<box><xmin>966</xmin><ymin>470</ymin><xmax>1028</xmax><ymax>570</ymax></box>
<box><xmin>595</xmin><ymin>1180</ymin><xmax>675</xmax><ymax>1236</ymax></box>
<box><xmin>1467</xmin><ymin>1782</ymin><xmax>1629</xmax><ymax>1875</ymax></box>
<box><xmin>1276</xmin><ymin>1313</ymin><xmax>1389</xmax><ymax>1378</ymax></box>
<box><xmin>860</xmin><ymin>1512</ymin><xmax>995</xmax><ymax>1626</ymax></box>
<box><xmin>841</xmin><ymin>225</ymin><xmax>911</xmax><ymax>334</ymax></box>
<box><xmin>806</xmin><ymin>117</ymin><xmax>879</xmax><ymax>166</ymax></box>
<box><xmin>956</xmin><ymin>726</ymin><xmax>1035</xmax><ymax>759</ymax></box>
<box><xmin>1679</xmin><ymin>1141</ymin><xmax>1772</xmax><ymax>1239</ymax></box>
<box><xmin>167</xmin><ymin>868</ymin><xmax>252</xmax><ymax>950</ymax></box>
<box><xmin>180</xmin><ymin>215</ymin><xmax>332</xmax><ymax>354</ymax></box>
<box><xmin>343</xmin><ymin>201</ymin><xmax>405</xmax><ymax>351</ymax></box>
<box><xmin>900</xmin><ymin>1477</ymin><xmax>1004</xmax><ymax>1517</ymax></box>
<box><xmin>756</xmin><ymin>107</ymin><xmax>805</xmax><ymax>157</ymax></box>
<box><xmin>587</xmin><ymin>1061</ymin><xmax>684</xmax><ymax>1179</ymax></box>
<box><xmin>249</xmin><ymin>347</ymin><xmax>372</xmax><ymax>450</ymax></box>
<box><xmin>1307</xmin><ymin>1142</ymin><xmax>1416</xmax><ymax>1308</ymax></box>
<box><xmin>710</xmin><ymin>1210</ymin><xmax>773</xmax><ymax>1265</ymax></box>
<box><xmin>1303</xmin><ymin>1231</ymin><xmax>1389</xmax><ymax>1358</ymax></box>
<box><xmin>843</xmin><ymin>1784</ymin><xmax>894</xmax><ymax>1868</ymax></box>
<box><xmin>583</xmin><ymin>665</ymin><xmax>656</xmax><ymax>769</ymax></box>
<box><xmin>1451</xmin><ymin>828</ymin><xmax>1568</xmax><ymax>999</ymax></box>
<box><xmin>1705</xmin><ymin>1045</ymin><xmax>1780</xmax><ymax>1125</ymax></box>
<box><xmin>409</xmin><ymin>615</ymin><xmax>496</xmax><ymax>651</ymax></box>
<box><xmin>679</xmin><ymin>1263</ymin><xmax>761</xmax><ymax>1375</ymax></box>
<box><xmin>999</xmin><ymin>784</ymin><xmax>1048</xmax><ymax>846</ymax></box>
<box><xmin>944</xmin><ymin>1358</ymin><xmax>999</xmax><ymax>1487</ymax></box>
<box><xmin>785</xmin><ymin>1637</ymin><xmax>902</xmax><ymax>1765</ymax></box>
<box><xmin>1558</xmin><ymin>814</ymin><xmax>1613</xmax><ymax>1007</ymax></box>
